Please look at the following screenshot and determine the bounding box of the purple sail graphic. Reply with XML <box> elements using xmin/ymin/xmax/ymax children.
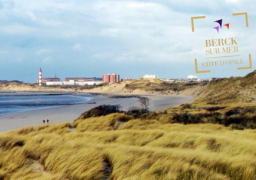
<box><xmin>214</xmin><ymin>19</ymin><xmax>223</xmax><ymax>28</ymax></box>
<box><xmin>213</xmin><ymin>26</ymin><xmax>219</xmax><ymax>33</ymax></box>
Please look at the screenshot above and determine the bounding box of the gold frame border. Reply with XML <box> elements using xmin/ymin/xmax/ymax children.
<box><xmin>191</xmin><ymin>16</ymin><xmax>206</xmax><ymax>32</ymax></box>
<box><xmin>237</xmin><ymin>54</ymin><xmax>252</xmax><ymax>70</ymax></box>
<box><xmin>233</xmin><ymin>12</ymin><xmax>249</xmax><ymax>27</ymax></box>
<box><xmin>195</xmin><ymin>59</ymin><xmax>211</xmax><ymax>73</ymax></box>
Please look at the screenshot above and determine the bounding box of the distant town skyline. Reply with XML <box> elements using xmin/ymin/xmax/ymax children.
<box><xmin>0</xmin><ymin>0</ymin><xmax>255</xmax><ymax>83</ymax></box>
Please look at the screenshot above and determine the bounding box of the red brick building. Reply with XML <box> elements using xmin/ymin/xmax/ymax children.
<box><xmin>102</xmin><ymin>74</ymin><xmax>120</xmax><ymax>83</ymax></box>
<box><xmin>102</xmin><ymin>75</ymin><xmax>110</xmax><ymax>83</ymax></box>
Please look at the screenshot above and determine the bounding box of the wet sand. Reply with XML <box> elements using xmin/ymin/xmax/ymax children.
<box><xmin>0</xmin><ymin>94</ymin><xmax>193</xmax><ymax>133</ymax></box>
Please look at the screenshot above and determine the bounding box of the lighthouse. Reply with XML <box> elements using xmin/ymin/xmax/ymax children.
<box><xmin>39</xmin><ymin>68</ymin><xmax>42</xmax><ymax>86</ymax></box>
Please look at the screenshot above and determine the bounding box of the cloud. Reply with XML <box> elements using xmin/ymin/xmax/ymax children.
<box><xmin>170</xmin><ymin>43</ymin><xmax>193</xmax><ymax>54</ymax></box>
<box><xmin>16</xmin><ymin>58</ymin><xmax>23</xmax><ymax>62</ymax></box>
<box><xmin>127</xmin><ymin>2</ymin><xmax>158</xmax><ymax>8</ymax></box>
<box><xmin>0</xmin><ymin>50</ymin><xmax>9</xmax><ymax>54</ymax></box>
<box><xmin>26</xmin><ymin>11</ymin><xmax>36</xmax><ymax>20</ymax></box>
<box><xmin>0</xmin><ymin>0</ymin><xmax>255</xmax><ymax>82</ymax></box>
<box><xmin>36</xmin><ymin>49</ymin><xmax>51</xmax><ymax>55</ymax></box>
<box><xmin>92</xmin><ymin>53</ymin><xmax>113</xmax><ymax>59</ymax></box>
<box><xmin>73</xmin><ymin>44</ymin><xmax>82</xmax><ymax>51</ymax></box>
<box><xmin>226</xmin><ymin>0</ymin><xmax>239</xmax><ymax>3</ymax></box>
<box><xmin>43</xmin><ymin>56</ymin><xmax>52</xmax><ymax>63</ymax></box>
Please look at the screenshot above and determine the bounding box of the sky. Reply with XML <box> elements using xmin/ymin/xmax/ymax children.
<box><xmin>0</xmin><ymin>0</ymin><xmax>255</xmax><ymax>82</ymax></box>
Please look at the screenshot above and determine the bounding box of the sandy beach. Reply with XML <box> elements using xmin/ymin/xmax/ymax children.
<box><xmin>0</xmin><ymin>94</ymin><xmax>193</xmax><ymax>133</ymax></box>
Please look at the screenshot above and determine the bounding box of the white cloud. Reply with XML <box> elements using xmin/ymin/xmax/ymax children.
<box><xmin>0</xmin><ymin>50</ymin><xmax>9</xmax><ymax>54</ymax></box>
<box><xmin>16</xmin><ymin>58</ymin><xmax>23</xmax><ymax>62</ymax></box>
<box><xmin>127</xmin><ymin>2</ymin><xmax>158</xmax><ymax>8</ymax></box>
<box><xmin>0</xmin><ymin>0</ymin><xmax>255</xmax><ymax>81</ymax></box>
<box><xmin>93</xmin><ymin>53</ymin><xmax>113</xmax><ymax>59</ymax></box>
<box><xmin>43</xmin><ymin>56</ymin><xmax>52</xmax><ymax>63</ymax></box>
<box><xmin>0</xmin><ymin>24</ymin><xmax>36</xmax><ymax>34</ymax></box>
<box><xmin>26</xmin><ymin>11</ymin><xmax>36</xmax><ymax>20</ymax></box>
<box><xmin>73</xmin><ymin>44</ymin><xmax>82</xmax><ymax>51</ymax></box>
<box><xmin>226</xmin><ymin>0</ymin><xmax>239</xmax><ymax>3</ymax></box>
<box><xmin>36</xmin><ymin>49</ymin><xmax>51</xmax><ymax>55</ymax></box>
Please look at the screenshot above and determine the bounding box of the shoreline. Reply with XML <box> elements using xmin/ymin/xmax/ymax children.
<box><xmin>0</xmin><ymin>92</ymin><xmax>193</xmax><ymax>133</ymax></box>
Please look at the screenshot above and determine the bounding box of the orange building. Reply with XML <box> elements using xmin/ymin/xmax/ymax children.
<box><xmin>102</xmin><ymin>74</ymin><xmax>120</xmax><ymax>83</ymax></box>
<box><xmin>102</xmin><ymin>74</ymin><xmax>110</xmax><ymax>83</ymax></box>
<box><xmin>110</xmin><ymin>74</ymin><xmax>115</xmax><ymax>83</ymax></box>
<box><xmin>115</xmin><ymin>74</ymin><xmax>120</xmax><ymax>82</ymax></box>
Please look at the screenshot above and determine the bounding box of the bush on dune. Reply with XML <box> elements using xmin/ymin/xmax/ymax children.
<box><xmin>77</xmin><ymin>105</ymin><xmax>121</xmax><ymax>119</ymax></box>
<box><xmin>73</xmin><ymin>105</ymin><xmax>122</xmax><ymax>127</ymax></box>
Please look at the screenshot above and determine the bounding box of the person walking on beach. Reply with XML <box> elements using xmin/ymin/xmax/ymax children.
<box><xmin>47</xmin><ymin>119</ymin><xmax>49</xmax><ymax>123</ymax></box>
<box><xmin>43</xmin><ymin>120</ymin><xmax>45</xmax><ymax>123</ymax></box>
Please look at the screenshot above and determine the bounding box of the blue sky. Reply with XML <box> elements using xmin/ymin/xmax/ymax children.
<box><xmin>0</xmin><ymin>0</ymin><xmax>255</xmax><ymax>82</ymax></box>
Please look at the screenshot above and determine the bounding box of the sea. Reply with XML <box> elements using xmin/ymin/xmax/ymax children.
<box><xmin>0</xmin><ymin>93</ymin><xmax>92</xmax><ymax>115</ymax></box>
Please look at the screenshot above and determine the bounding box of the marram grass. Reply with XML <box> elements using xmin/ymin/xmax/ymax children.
<box><xmin>1</xmin><ymin>112</ymin><xmax>256</xmax><ymax>179</ymax></box>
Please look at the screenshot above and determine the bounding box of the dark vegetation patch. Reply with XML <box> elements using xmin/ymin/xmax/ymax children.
<box><xmin>207</xmin><ymin>139</ymin><xmax>221</xmax><ymax>152</ymax></box>
<box><xmin>127</xmin><ymin>107</ymin><xmax>150</xmax><ymax>118</ymax></box>
<box><xmin>0</xmin><ymin>136</ymin><xmax>25</xmax><ymax>149</ymax></box>
<box><xmin>12</xmin><ymin>141</ymin><xmax>24</xmax><ymax>147</ymax></box>
<box><xmin>207</xmin><ymin>101</ymin><xmax>218</xmax><ymax>105</ymax></box>
<box><xmin>180</xmin><ymin>103</ymin><xmax>192</xmax><ymax>109</ymax></box>
<box><xmin>170</xmin><ymin>113</ymin><xmax>202</xmax><ymax>124</ymax></box>
<box><xmin>76</xmin><ymin>105</ymin><xmax>121</xmax><ymax>119</ymax></box>
<box><xmin>102</xmin><ymin>156</ymin><xmax>112</xmax><ymax>180</ymax></box>
<box><xmin>205</xmin><ymin>107</ymin><xmax>226</xmax><ymax>112</ymax></box>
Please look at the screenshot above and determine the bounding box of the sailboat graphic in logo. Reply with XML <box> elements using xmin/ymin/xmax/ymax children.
<box><xmin>213</xmin><ymin>19</ymin><xmax>229</xmax><ymax>33</ymax></box>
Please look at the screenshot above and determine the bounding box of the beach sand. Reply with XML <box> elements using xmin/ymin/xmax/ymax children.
<box><xmin>0</xmin><ymin>94</ymin><xmax>193</xmax><ymax>133</ymax></box>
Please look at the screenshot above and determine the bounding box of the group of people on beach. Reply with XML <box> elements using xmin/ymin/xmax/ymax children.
<box><xmin>43</xmin><ymin>119</ymin><xmax>49</xmax><ymax>123</ymax></box>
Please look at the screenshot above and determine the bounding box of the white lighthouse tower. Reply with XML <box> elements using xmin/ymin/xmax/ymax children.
<box><xmin>39</xmin><ymin>68</ymin><xmax>42</xmax><ymax>86</ymax></box>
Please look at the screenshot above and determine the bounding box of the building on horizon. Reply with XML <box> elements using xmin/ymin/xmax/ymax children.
<box><xmin>64</xmin><ymin>77</ymin><xmax>102</xmax><ymax>82</ymax></box>
<box><xmin>121</xmin><ymin>78</ymin><xmax>133</xmax><ymax>81</ymax></box>
<box><xmin>143</xmin><ymin>75</ymin><xmax>158</xmax><ymax>79</ymax></box>
<box><xmin>37</xmin><ymin>77</ymin><xmax>61</xmax><ymax>83</ymax></box>
<box><xmin>46</xmin><ymin>79</ymin><xmax>103</xmax><ymax>86</ymax></box>
<box><xmin>102</xmin><ymin>74</ymin><xmax>120</xmax><ymax>83</ymax></box>
<box><xmin>188</xmin><ymin>75</ymin><xmax>198</xmax><ymax>82</ymax></box>
<box><xmin>188</xmin><ymin>75</ymin><xmax>197</xmax><ymax>79</ymax></box>
<box><xmin>102</xmin><ymin>74</ymin><xmax>110</xmax><ymax>83</ymax></box>
<box><xmin>46</xmin><ymin>81</ymin><xmax>63</xmax><ymax>86</ymax></box>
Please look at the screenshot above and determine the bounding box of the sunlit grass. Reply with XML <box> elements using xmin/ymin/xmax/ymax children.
<box><xmin>1</xmin><ymin>110</ymin><xmax>256</xmax><ymax>179</ymax></box>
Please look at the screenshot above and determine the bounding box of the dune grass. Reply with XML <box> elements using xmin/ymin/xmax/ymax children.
<box><xmin>1</xmin><ymin>108</ymin><xmax>256</xmax><ymax>179</ymax></box>
<box><xmin>194</xmin><ymin>70</ymin><xmax>256</xmax><ymax>104</ymax></box>
<box><xmin>124</xmin><ymin>78</ymin><xmax>200</xmax><ymax>93</ymax></box>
